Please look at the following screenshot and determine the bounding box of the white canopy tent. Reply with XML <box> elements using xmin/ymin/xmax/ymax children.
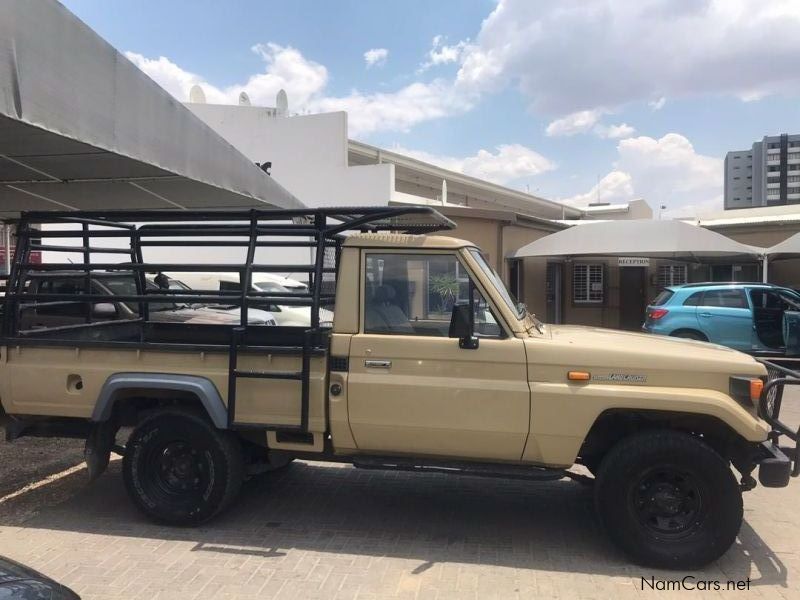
<box><xmin>764</xmin><ymin>232</ymin><xmax>800</xmax><ymax>260</ymax></box>
<box><xmin>0</xmin><ymin>0</ymin><xmax>302</xmax><ymax>218</ymax></box>
<box><xmin>512</xmin><ymin>219</ymin><xmax>765</xmax><ymax>275</ymax></box>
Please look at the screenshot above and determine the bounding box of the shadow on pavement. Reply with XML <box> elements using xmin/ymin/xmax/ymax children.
<box><xmin>0</xmin><ymin>459</ymin><xmax>788</xmax><ymax>587</ymax></box>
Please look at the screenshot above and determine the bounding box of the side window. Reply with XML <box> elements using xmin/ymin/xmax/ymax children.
<box><xmin>220</xmin><ymin>280</ymin><xmax>241</xmax><ymax>291</ymax></box>
<box><xmin>364</xmin><ymin>253</ymin><xmax>503</xmax><ymax>338</ymax></box>
<box><xmin>701</xmin><ymin>289</ymin><xmax>748</xmax><ymax>308</ymax></box>
<box><xmin>573</xmin><ymin>263</ymin><xmax>604</xmax><ymax>303</ymax></box>
<box><xmin>683</xmin><ymin>291</ymin><xmax>703</xmax><ymax>306</ymax></box>
<box><xmin>36</xmin><ymin>278</ymin><xmax>86</xmax><ymax>317</ymax></box>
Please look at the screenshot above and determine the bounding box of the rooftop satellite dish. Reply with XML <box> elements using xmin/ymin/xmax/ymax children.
<box><xmin>276</xmin><ymin>89</ymin><xmax>288</xmax><ymax>115</ymax></box>
<box><xmin>238</xmin><ymin>91</ymin><xmax>251</xmax><ymax>106</ymax></box>
<box><xmin>189</xmin><ymin>85</ymin><xmax>206</xmax><ymax>104</ymax></box>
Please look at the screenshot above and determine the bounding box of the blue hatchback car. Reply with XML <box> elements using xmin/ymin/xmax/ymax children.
<box><xmin>642</xmin><ymin>282</ymin><xmax>800</xmax><ymax>354</ymax></box>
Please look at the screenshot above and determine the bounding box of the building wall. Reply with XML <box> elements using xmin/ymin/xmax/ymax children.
<box><xmin>725</xmin><ymin>134</ymin><xmax>800</xmax><ymax>209</ymax></box>
<box><xmin>185</xmin><ymin>106</ymin><xmax>395</xmax><ymax>207</ymax></box>
<box><xmin>552</xmin><ymin>259</ymin><xmax>715</xmax><ymax>329</ymax></box>
<box><xmin>724</xmin><ymin>149</ymin><xmax>755</xmax><ymax>209</ymax></box>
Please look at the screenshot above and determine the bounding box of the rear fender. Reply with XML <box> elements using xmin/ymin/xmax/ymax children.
<box><xmin>93</xmin><ymin>373</ymin><xmax>228</xmax><ymax>429</ymax></box>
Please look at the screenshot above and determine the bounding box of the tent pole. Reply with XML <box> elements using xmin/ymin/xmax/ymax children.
<box><xmin>762</xmin><ymin>255</ymin><xmax>769</xmax><ymax>283</ymax></box>
<box><xmin>3</xmin><ymin>223</ymin><xmax>10</xmax><ymax>275</ymax></box>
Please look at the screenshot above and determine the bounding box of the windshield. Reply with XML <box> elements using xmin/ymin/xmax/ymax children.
<box><xmin>103</xmin><ymin>277</ymin><xmax>177</xmax><ymax>312</ymax></box>
<box><xmin>468</xmin><ymin>248</ymin><xmax>525</xmax><ymax>319</ymax></box>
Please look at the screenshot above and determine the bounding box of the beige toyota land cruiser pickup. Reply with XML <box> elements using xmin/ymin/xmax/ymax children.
<box><xmin>1</xmin><ymin>207</ymin><xmax>797</xmax><ymax>569</ymax></box>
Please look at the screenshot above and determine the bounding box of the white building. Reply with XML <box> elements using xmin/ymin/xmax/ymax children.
<box><xmin>185</xmin><ymin>92</ymin><xmax>583</xmax><ymax>221</ymax></box>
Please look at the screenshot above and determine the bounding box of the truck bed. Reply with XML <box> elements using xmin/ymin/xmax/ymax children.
<box><xmin>0</xmin><ymin>322</ymin><xmax>329</xmax><ymax>433</ymax></box>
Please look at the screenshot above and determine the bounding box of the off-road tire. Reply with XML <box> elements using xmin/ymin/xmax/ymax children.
<box><xmin>123</xmin><ymin>408</ymin><xmax>243</xmax><ymax>525</ymax></box>
<box><xmin>595</xmin><ymin>430</ymin><xmax>742</xmax><ymax>569</ymax></box>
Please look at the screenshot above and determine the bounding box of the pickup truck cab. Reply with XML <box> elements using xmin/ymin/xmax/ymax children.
<box><xmin>1</xmin><ymin>208</ymin><xmax>797</xmax><ymax>570</ymax></box>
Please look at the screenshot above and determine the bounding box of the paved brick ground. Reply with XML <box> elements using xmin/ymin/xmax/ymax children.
<box><xmin>0</xmin><ymin>400</ymin><xmax>798</xmax><ymax>599</ymax></box>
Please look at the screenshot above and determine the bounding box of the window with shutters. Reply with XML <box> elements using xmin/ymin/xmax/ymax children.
<box><xmin>573</xmin><ymin>264</ymin><xmax>603</xmax><ymax>303</ymax></box>
<box><xmin>657</xmin><ymin>264</ymin><xmax>687</xmax><ymax>289</ymax></box>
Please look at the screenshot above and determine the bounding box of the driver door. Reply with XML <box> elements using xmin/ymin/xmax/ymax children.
<box><xmin>346</xmin><ymin>250</ymin><xmax>530</xmax><ymax>461</ymax></box>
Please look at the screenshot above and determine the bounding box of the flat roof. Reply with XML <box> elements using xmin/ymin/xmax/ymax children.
<box><xmin>349</xmin><ymin>140</ymin><xmax>584</xmax><ymax>220</ymax></box>
<box><xmin>684</xmin><ymin>204</ymin><xmax>800</xmax><ymax>228</ymax></box>
<box><xmin>0</xmin><ymin>0</ymin><xmax>302</xmax><ymax>218</ymax></box>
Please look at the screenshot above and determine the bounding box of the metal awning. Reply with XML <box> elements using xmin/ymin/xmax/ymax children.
<box><xmin>511</xmin><ymin>219</ymin><xmax>761</xmax><ymax>261</ymax></box>
<box><xmin>0</xmin><ymin>0</ymin><xmax>302</xmax><ymax>219</ymax></box>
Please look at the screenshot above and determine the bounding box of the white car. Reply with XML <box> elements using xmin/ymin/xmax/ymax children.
<box><xmin>164</xmin><ymin>272</ymin><xmax>333</xmax><ymax>327</ymax></box>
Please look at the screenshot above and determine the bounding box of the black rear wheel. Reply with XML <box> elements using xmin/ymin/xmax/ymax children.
<box><xmin>672</xmin><ymin>330</ymin><xmax>707</xmax><ymax>341</ymax></box>
<box><xmin>123</xmin><ymin>408</ymin><xmax>243</xmax><ymax>525</ymax></box>
<box><xmin>595</xmin><ymin>430</ymin><xmax>742</xmax><ymax>569</ymax></box>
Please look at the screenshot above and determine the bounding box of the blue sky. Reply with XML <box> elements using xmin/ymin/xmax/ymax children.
<box><xmin>63</xmin><ymin>0</ymin><xmax>800</xmax><ymax>216</ymax></box>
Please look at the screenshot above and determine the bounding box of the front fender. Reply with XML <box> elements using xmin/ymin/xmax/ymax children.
<box><xmin>522</xmin><ymin>382</ymin><xmax>770</xmax><ymax>467</ymax></box>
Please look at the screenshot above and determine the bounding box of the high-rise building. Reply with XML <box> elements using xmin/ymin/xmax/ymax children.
<box><xmin>725</xmin><ymin>133</ymin><xmax>800</xmax><ymax>209</ymax></box>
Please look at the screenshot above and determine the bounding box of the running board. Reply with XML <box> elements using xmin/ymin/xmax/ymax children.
<box><xmin>352</xmin><ymin>456</ymin><xmax>566</xmax><ymax>482</ymax></box>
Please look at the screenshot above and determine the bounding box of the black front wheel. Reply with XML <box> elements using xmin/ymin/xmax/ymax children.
<box><xmin>595</xmin><ymin>430</ymin><xmax>742</xmax><ymax>569</ymax></box>
<box><xmin>123</xmin><ymin>408</ymin><xmax>244</xmax><ymax>525</ymax></box>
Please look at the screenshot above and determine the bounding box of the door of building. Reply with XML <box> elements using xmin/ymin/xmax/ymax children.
<box><xmin>545</xmin><ymin>262</ymin><xmax>563</xmax><ymax>324</ymax></box>
<box><xmin>619</xmin><ymin>266</ymin><xmax>646</xmax><ymax>330</ymax></box>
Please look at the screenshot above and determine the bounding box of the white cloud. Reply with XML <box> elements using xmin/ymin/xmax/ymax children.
<box><xmin>311</xmin><ymin>81</ymin><xmax>475</xmax><ymax>136</ymax></box>
<box><xmin>562</xmin><ymin>171</ymin><xmax>635</xmax><ymax>207</ymax></box>
<box><xmin>364</xmin><ymin>48</ymin><xmax>388</xmax><ymax>68</ymax></box>
<box><xmin>125</xmin><ymin>43</ymin><xmax>327</xmax><ymax>107</ymax></box>
<box><xmin>456</xmin><ymin>0</ymin><xmax>800</xmax><ymax>114</ymax></box>
<box><xmin>546</xmin><ymin>111</ymin><xmax>635</xmax><ymax>139</ymax></box>
<box><xmin>649</xmin><ymin>97</ymin><xmax>667</xmax><ymax>111</ymax></box>
<box><xmin>419</xmin><ymin>35</ymin><xmax>470</xmax><ymax>72</ymax></box>
<box><xmin>391</xmin><ymin>144</ymin><xmax>555</xmax><ymax>185</ymax></box>
<box><xmin>594</xmin><ymin>123</ymin><xmax>636</xmax><ymax>139</ymax></box>
<box><xmin>126</xmin><ymin>45</ymin><xmax>472</xmax><ymax>137</ymax></box>
<box><xmin>562</xmin><ymin>133</ymin><xmax>723</xmax><ymax>213</ymax></box>
<box><xmin>545</xmin><ymin>110</ymin><xmax>604</xmax><ymax>137</ymax></box>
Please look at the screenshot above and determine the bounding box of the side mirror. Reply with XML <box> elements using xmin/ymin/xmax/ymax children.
<box><xmin>449</xmin><ymin>302</ymin><xmax>479</xmax><ymax>349</ymax></box>
<box><xmin>92</xmin><ymin>302</ymin><xmax>117</xmax><ymax>318</ymax></box>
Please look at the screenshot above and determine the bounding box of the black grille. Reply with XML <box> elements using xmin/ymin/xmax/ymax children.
<box><xmin>330</xmin><ymin>356</ymin><xmax>349</xmax><ymax>372</ymax></box>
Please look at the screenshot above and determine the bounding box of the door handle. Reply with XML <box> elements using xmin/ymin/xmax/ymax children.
<box><xmin>365</xmin><ymin>359</ymin><xmax>392</xmax><ymax>369</ymax></box>
<box><xmin>699</xmin><ymin>312</ymin><xmax>713</xmax><ymax>318</ymax></box>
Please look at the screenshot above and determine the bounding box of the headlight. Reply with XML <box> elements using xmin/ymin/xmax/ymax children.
<box><xmin>729</xmin><ymin>376</ymin><xmax>763</xmax><ymax>410</ymax></box>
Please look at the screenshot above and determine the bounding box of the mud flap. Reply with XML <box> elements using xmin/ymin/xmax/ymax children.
<box><xmin>85</xmin><ymin>422</ymin><xmax>117</xmax><ymax>482</ymax></box>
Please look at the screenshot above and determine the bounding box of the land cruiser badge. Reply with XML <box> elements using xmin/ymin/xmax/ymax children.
<box><xmin>591</xmin><ymin>373</ymin><xmax>647</xmax><ymax>383</ymax></box>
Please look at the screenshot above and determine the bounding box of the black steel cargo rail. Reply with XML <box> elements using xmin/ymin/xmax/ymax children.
<box><xmin>756</xmin><ymin>358</ymin><xmax>800</xmax><ymax>477</ymax></box>
<box><xmin>1</xmin><ymin>206</ymin><xmax>455</xmax><ymax>432</ymax></box>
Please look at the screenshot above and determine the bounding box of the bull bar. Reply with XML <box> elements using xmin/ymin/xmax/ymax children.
<box><xmin>756</xmin><ymin>359</ymin><xmax>800</xmax><ymax>483</ymax></box>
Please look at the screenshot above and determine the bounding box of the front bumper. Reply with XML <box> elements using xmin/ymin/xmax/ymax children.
<box><xmin>757</xmin><ymin>440</ymin><xmax>792</xmax><ymax>487</ymax></box>
<box><xmin>754</xmin><ymin>359</ymin><xmax>800</xmax><ymax>487</ymax></box>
